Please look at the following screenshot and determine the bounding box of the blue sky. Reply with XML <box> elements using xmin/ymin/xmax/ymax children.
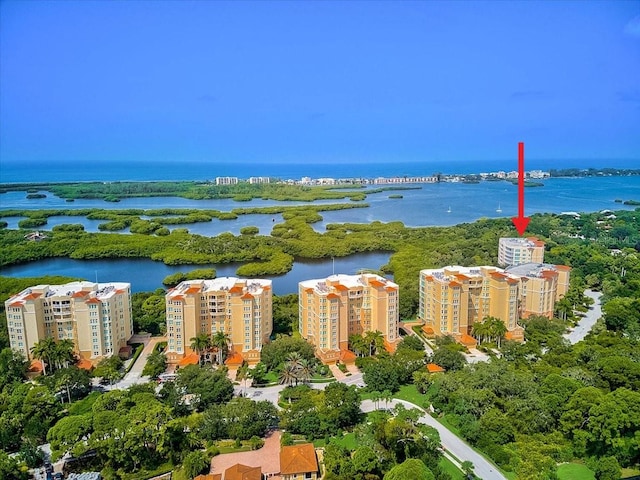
<box><xmin>1</xmin><ymin>0</ymin><xmax>639</xmax><ymax>166</ymax></box>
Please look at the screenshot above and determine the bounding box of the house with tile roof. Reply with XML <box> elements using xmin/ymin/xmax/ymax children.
<box><xmin>280</xmin><ymin>443</ymin><xmax>319</xmax><ymax>480</ymax></box>
<box><xmin>224</xmin><ymin>464</ymin><xmax>262</xmax><ymax>480</ymax></box>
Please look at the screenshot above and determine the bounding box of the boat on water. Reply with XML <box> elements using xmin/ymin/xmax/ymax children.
<box><xmin>447</xmin><ymin>206</ymin><xmax>452</xmax><ymax>213</ymax></box>
<box><xmin>496</xmin><ymin>203</ymin><xmax>502</xmax><ymax>213</ymax></box>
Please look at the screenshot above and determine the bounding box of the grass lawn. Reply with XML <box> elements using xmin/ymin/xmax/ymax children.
<box><xmin>394</xmin><ymin>384</ymin><xmax>429</xmax><ymax>407</ymax></box>
<box><xmin>439</xmin><ymin>457</ymin><xmax>464</xmax><ymax>480</ymax></box>
<box><xmin>622</xmin><ymin>467</ymin><xmax>640</xmax><ymax>478</ymax></box>
<box><xmin>557</xmin><ymin>463</ymin><xmax>595</xmax><ymax>480</ymax></box>
<box><xmin>333</xmin><ymin>432</ymin><xmax>358</xmax><ymax>450</ymax></box>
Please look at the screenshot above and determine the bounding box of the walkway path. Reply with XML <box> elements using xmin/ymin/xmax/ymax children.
<box><xmin>210</xmin><ymin>430</ymin><xmax>282</xmax><ymax>479</ymax></box>
<box><xmin>113</xmin><ymin>336</ymin><xmax>165</xmax><ymax>390</ymax></box>
<box><xmin>361</xmin><ymin>399</ymin><xmax>507</xmax><ymax>480</ymax></box>
<box><xmin>564</xmin><ymin>290</ymin><xmax>603</xmax><ymax>344</ymax></box>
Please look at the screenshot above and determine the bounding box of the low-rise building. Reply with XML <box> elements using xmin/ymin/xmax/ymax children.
<box><xmin>165</xmin><ymin>278</ymin><xmax>272</xmax><ymax>365</ymax></box>
<box><xmin>4</xmin><ymin>281</ymin><xmax>132</xmax><ymax>362</ymax></box>
<box><xmin>280</xmin><ymin>443</ymin><xmax>320</xmax><ymax>480</ymax></box>
<box><xmin>299</xmin><ymin>273</ymin><xmax>399</xmax><ymax>363</ymax></box>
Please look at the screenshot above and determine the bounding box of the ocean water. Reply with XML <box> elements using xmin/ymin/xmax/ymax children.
<box><xmin>1</xmin><ymin>158</ymin><xmax>639</xmax><ymax>183</ymax></box>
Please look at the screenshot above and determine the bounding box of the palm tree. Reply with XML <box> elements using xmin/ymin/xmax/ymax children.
<box><xmin>349</xmin><ymin>334</ymin><xmax>367</xmax><ymax>357</ymax></box>
<box><xmin>381</xmin><ymin>389</ymin><xmax>392</xmax><ymax>410</ymax></box>
<box><xmin>297</xmin><ymin>358</ymin><xmax>315</xmax><ymax>384</ymax></box>
<box><xmin>489</xmin><ymin>318</ymin><xmax>508</xmax><ymax>348</ymax></box>
<box><xmin>370</xmin><ymin>390</ymin><xmax>381</xmax><ymax>410</ymax></box>
<box><xmin>278</xmin><ymin>363</ymin><xmax>298</xmax><ymax>387</ymax></box>
<box><xmin>189</xmin><ymin>333</ymin><xmax>211</xmax><ymax>366</ymax></box>
<box><xmin>30</xmin><ymin>337</ymin><xmax>56</xmax><ymax>375</ymax></box>
<box><xmin>471</xmin><ymin>320</ymin><xmax>490</xmax><ymax>344</ymax></box>
<box><xmin>54</xmin><ymin>339</ymin><xmax>75</xmax><ymax>370</ymax></box>
<box><xmin>212</xmin><ymin>331</ymin><xmax>231</xmax><ymax>365</ymax></box>
<box><xmin>364</xmin><ymin>330</ymin><xmax>385</xmax><ymax>356</ymax></box>
<box><xmin>286</xmin><ymin>351</ymin><xmax>303</xmax><ymax>369</ymax></box>
<box><xmin>236</xmin><ymin>362</ymin><xmax>250</xmax><ymax>396</ymax></box>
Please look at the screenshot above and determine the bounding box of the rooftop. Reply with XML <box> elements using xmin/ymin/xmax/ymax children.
<box><xmin>280</xmin><ymin>443</ymin><xmax>319</xmax><ymax>475</ymax></box>
<box><xmin>505</xmin><ymin>262</ymin><xmax>568</xmax><ymax>278</ymax></box>
<box><xmin>299</xmin><ymin>273</ymin><xmax>397</xmax><ymax>293</ymax></box>
<box><xmin>6</xmin><ymin>281</ymin><xmax>130</xmax><ymax>306</ymax></box>
<box><xmin>168</xmin><ymin>277</ymin><xmax>272</xmax><ymax>298</ymax></box>
<box><xmin>499</xmin><ymin>236</ymin><xmax>545</xmax><ymax>248</ymax></box>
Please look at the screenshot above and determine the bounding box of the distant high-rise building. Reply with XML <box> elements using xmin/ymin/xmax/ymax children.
<box><xmin>165</xmin><ymin>278</ymin><xmax>272</xmax><ymax>365</ymax></box>
<box><xmin>248</xmin><ymin>176</ymin><xmax>271</xmax><ymax>184</ymax></box>
<box><xmin>498</xmin><ymin>237</ymin><xmax>545</xmax><ymax>267</ymax></box>
<box><xmin>215</xmin><ymin>176</ymin><xmax>239</xmax><ymax>185</ymax></box>
<box><xmin>298</xmin><ymin>273</ymin><xmax>399</xmax><ymax>363</ymax></box>
<box><xmin>4</xmin><ymin>281</ymin><xmax>132</xmax><ymax>362</ymax></box>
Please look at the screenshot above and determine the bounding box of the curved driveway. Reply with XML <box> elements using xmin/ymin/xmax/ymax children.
<box><xmin>237</xmin><ymin>373</ymin><xmax>505</xmax><ymax>479</ymax></box>
<box><xmin>564</xmin><ymin>289</ymin><xmax>603</xmax><ymax>344</ymax></box>
<box><xmin>361</xmin><ymin>399</ymin><xmax>506</xmax><ymax>480</ymax></box>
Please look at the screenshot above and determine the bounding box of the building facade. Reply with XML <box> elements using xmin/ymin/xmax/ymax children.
<box><xmin>498</xmin><ymin>237</ymin><xmax>545</xmax><ymax>267</ymax></box>
<box><xmin>506</xmin><ymin>263</ymin><xmax>571</xmax><ymax>318</ymax></box>
<box><xmin>4</xmin><ymin>281</ymin><xmax>133</xmax><ymax>362</ymax></box>
<box><xmin>165</xmin><ymin>278</ymin><xmax>272</xmax><ymax>365</ymax></box>
<box><xmin>419</xmin><ymin>264</ymin><xmax>570</xmax><ymax>341</ymax></box>
<box><xmin>298</xmin><ymin>273</ymin><xmax>399</xmax><ymax>363</ymax></box>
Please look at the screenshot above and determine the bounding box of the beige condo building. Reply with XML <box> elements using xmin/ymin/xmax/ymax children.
<box><xmin>165</xmin><ymin>277</ymin><xmax>272</xmax><ymax>365</ymax></box>
<box><xmin>298</xmin><ymin>273</ymin><xmax>399</xmax><ymax>364</ymax></box>
<box><xmin>498</xmin><ymin>237</ymin><xmax>545</xmax><ymax>267</ymax></box>
<box><xmin>419</xmin><ymin>263</ymin><xmax>570</xmax><ymax>342</ymax></box>
<box><xmin>506</xmin><ymin>263</ymin><xmax>571</xmax><ymax>319</ymax></box>
<box><xmin>4</xmin><ymin>281</ymin><xmax>133</xmax><ymax>362</ymax></box>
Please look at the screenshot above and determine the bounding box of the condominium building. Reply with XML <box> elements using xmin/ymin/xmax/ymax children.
<box><xmin>506</xmin><ymin>263</ymin><xmax>571</xmax><ymax>318</ymax></box>
<box><xmin>215</xmin><ymin>176</ymin><xmax>239</xmax><ymax>185</ymax></box>
<box><xmin>419</xmin><ymin>263</ymin><xmax>570</xmax><ymax>341</ymax></box>
<box><xmin>4</xmin><ymin>281</ymin><xmax>133</xmax><ymax>362</ymax></box>
<box><xmin>298</xmin><ymin>273</ymin><xmax>399</xmax><ymax>363</ymax></box>
<box><xmin>165</xmin><ymin>277</ymin><xmax>272</xmax><ymax>365</ymax></box>
<box><xmin>498</xmin><ymin>237</ymin><xmax>545</xmax><ymax>267</ymax></box>
<box><xmin>419</xmin><ymin>266</ymin><xmax>520</xmax><ymax>339</ymax></box>
<box><xmin>248</xmin><ymin>176</ymin><xmax>271</xmax><ymax>184</ymax></box>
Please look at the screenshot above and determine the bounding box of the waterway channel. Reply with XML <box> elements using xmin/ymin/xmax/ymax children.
<box><xmin>0</xmin><ymin>252</ymin><xmax>392</xmax><ymax>295</ymax></box>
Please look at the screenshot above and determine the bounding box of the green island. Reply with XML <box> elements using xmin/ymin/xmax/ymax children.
<box><xmin>0</xmin><ymin>208</ymin><xmax>639</xmax><ymax>480</ymax></box>
<box><xmin>0</xmin><ymin>180</ymin><xmax>420</xmax><ymax>203</ymax></box>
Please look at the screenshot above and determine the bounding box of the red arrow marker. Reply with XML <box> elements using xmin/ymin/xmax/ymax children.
<box><xmin>511</xmin><ymin>142</ymin><xmax>530</xmax><ymax>235</ymax></box>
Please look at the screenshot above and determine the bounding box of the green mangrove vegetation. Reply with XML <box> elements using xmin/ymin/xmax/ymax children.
<box><xmin>1</xmin><ymin>207</ymin><xmax>638</xmax><ymax>322</ymax></box>
<box><xmin>0</xmin><ymin>180</ymin><xmax>420</xmax><ymax>202</ymax></box>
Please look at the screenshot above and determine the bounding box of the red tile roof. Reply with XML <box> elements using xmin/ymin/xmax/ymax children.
<box><xmin>280</xmin><ymin>443</ymin><xmax>319</xmax><ymax>475</ymax></box>
<box><xmin>23</xmin><ymin>292</ymin><xmax>43</xmax><ymax>300</ymax></box>
<box><xmin>426</xmin><ymin>363</ymin><xmax>445</xmax><ymax>373</ymax></box>
<box><xmin>178</xmin><ymin>353</ymin><xmax>200</xmax><ymax>366</ymax></box>
<box><xmin>194</xmin><ymin>474</ymin><xmax>221</xmax><ymax>480</ymax></box>
<box><xmin>86</xmin><ymin>298</ymin><xmax>101</xmax><ymax>304</ymax></box>
<box><xmin>77</xmin><ymin>359</ymin><xmax>93</xmax><ymax>371</ymax></box>
<box><xmin>224</xmin><ymin>463</ymin><xmax>261</xmax><ymax>480</ymax></box>
<box><xmin>225</xmin><ymin>352</ymin><xmax>244</xmax><ymax>366</ymax></box>
<box><xmin>29</xmin><ymin>360</ymin><xmax>44</xmax><ymax>373</ymax></box>
<box><xmin>185</xmin><ymin>286</ymin><xmax>202</xmax><ymax>294</ymax></box>
<box><xmin>72</xmin><ymin>291</ymin><xmax>89</xmax><ymax>298</ymax></box>
<box><xmin>229</xmin><ymin>286</ymin><xmax>244</xmax><ymax>294</ymax></box>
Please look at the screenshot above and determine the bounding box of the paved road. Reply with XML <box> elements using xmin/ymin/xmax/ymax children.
<box><xmin>361</xmin><ymin>399</ymin><xmax>506</xmax><ymax>480</ymax></box>
<box><xmin>564</xmin><ymin>290</ymin><xmax>603</xmax><ymax>344</ymax></box>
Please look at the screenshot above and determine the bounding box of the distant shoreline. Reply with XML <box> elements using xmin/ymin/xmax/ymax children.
<box><xmin>1</xmin><ymin>167</ymin><xmax>639</xmax><ymax>190</ymax></box>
